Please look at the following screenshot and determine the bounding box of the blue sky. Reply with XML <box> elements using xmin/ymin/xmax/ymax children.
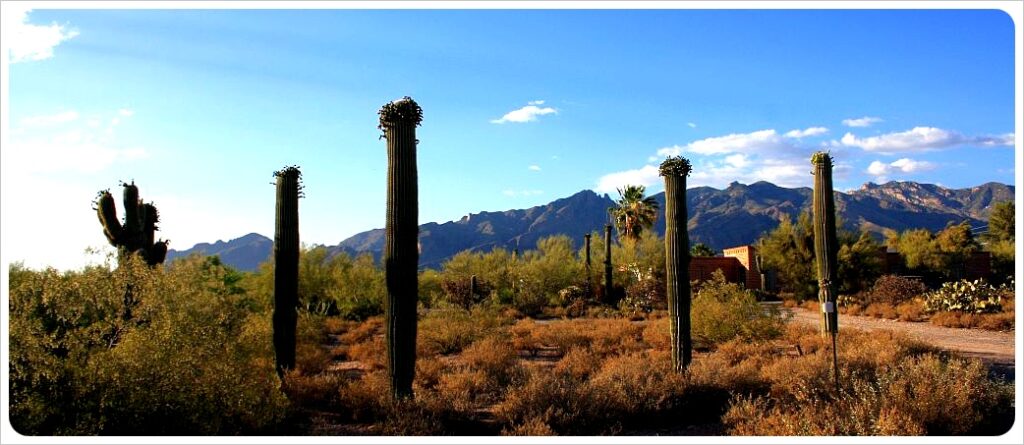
<box><xmin>2</xmin><ymin>6</ymin><xmax>1018</xmax><ymax>270</ymax></box>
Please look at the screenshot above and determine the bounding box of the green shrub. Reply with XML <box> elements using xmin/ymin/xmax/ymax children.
<box><xmin>923</xmin><ymin>279</ymin><xmax>1003</xmax><ymax>314</ymax></box>
<box><xmin>8</xmin><ymin>256</ymin><xmax>287</xmax><ymax>435</ymax></box>
<box><xmin>417</xmin><ymin>304</ymin><xmax>513</xmax><ymax>356</ymax></box>
<box><xmin>691</xmin><ymin>271</ymin><xmax>788</xmax><ymax>345</ymax></box>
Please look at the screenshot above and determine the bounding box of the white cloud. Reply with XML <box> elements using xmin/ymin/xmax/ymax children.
<box><xmin>528</xmin><ymin>165</ymin><xmax>541</xmax><ymax>171</ymax></box>
<box><xmin>19</xmin><ymin>110</ymin><xmax>79</xmax><ymax>127</ymax></box>
<box><xmin>841</xmin><ymin>127</ymin><xmax>1014</xmax><ymax>154</ymax></box>
<box><xmin>842</xmin><ymin>116</ymin><xmax>883</xmax><ymax>127</ymax></box>
<box><xmin>866</xmin><ymin>158</ymin><xmax>937</xmax><ymax>177</ymax></box>
<box><xmin>656</xmin><ymin>145</ymin><xmax>685</xmax><ymax>158</ymax></box>
<box><xmin>502</xmin><ymin>189</ymin><xmax>544</xmax><ymax>197</ymax></box>
<box><xmin>687</xmin><ymin>122</ymin><xmax>697</xmax><ymax>128</ymax></box>
<box><xmin>784</xmin><ymin>127</ymin><xmax>828</xmax><ymax>138</ymax></box>
<box><xmin>490</xmin><ymin>102</ymin><xmax>558</xmax><ymax>124</ymax></box>
<box><xmin>684</xmin><ymin>129</ymin><xmax>790</xmax><ymax>155</ymax></box>
<box><xmin>118</xmin><ymin>108</ymin><xmax>134</xmax><ymax>117</ymax></box>
<box><xmin>595</xmin><ymin>165</ymin><xmax>661</xmax><ymax>194</ymax></box>
<box><xmin>724</xmin><ymin>154</ymin><xmax>749</xmax><ymax>168</ymax></box>
<box><xmin>5</xmin><ymin>6</ymin><xmax>79</xmax><ymax>63</ymax></box>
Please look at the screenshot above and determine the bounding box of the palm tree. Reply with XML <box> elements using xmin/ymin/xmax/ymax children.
<box><xmin>609</xmin><ymin>185</ymin><xmax>659</xmax><ymax>242</ymax></box>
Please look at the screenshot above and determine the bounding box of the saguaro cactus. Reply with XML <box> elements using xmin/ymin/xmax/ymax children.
<box><xmin>604</xmin><ymin>224</ymin><xmax>613</xmax><ymax>301</ymax></box>
<box><xmin>660</xmin><ymin>156</ymin><xmax>693</xmax><ymax>372</ymax></box>
<box><xmin>273</xmin><ymin>166</ymin><xmax>302</xmax><ymax>378</ymax></box>
<box><xmin>379</xmin><ymin>96</ymin><xmax>422</xmax><ymax>399</ymax></box>
<box><xmin>95</xmin><ymin>181</ymin><xmax>168</xmax><ymax>266</ymax></box>
<box><xmin>584</xmin><ymin>233</ymin><xmax>592</xmax><ymax>299</ymax></box>
<box><xmin>811</xmin><ymin>152</ymin><xmax>839</xmax><ymax>335</ymax></box>
<box><xmin>811</xmin><ymin>151</ymin><xmax>840</xmax><ymax>389</ymax></box>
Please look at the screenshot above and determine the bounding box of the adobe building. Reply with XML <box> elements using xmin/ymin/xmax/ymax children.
<box><xmin>690</xmin><ymin>245</ymin><xmax>763</xmax><ymax>290</ymax></box>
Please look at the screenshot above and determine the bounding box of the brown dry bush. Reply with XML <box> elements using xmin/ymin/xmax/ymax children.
<box><xmin>493</xmin><ymin>367</ymin><xmax>615</xmax><ymax>435</ymax></box>
<box><xmin>722</xmin><ymin>328</ymin><xmax>1012</xmax><ymax>436</ymax></box>
<box><xmin>641</xmin><ymin>317</ymin><xmax>670</xmax><ymax>351</ymax></box>
<box><xmin>282</xmin><ymin>370</ymin><xmax>348</xmax><ymax>410</ymax></box>
<box><xmin>895</xmin><ymin>300</ymin><xmax>925</xmax><ymax>321</ymax></box>
<box><xmin>588</xmin><ymin>350</ymin><xmax>687</xmax><ymax>414</ymax></box>
<box><xmin>862</xmin><ymin>302</ymin><xmax>898</xmax><ymax>319</ymax></box>
<box><xmin>554</xmin><ymin>347</ymin><xmax>601</xmax><ymax>381</ymax></box>
<box><xmin>502</xmin><ymin>416</ymin><xmax>557</xmax><ymax>436</ymax></box>
<box><xmin>346</xmin><ymin>336</ymin><xmax>386</xmax><ymax>370</ymax></box>
<box><xmin>929</xmin><ymin>311</ymin><xmax>1015</xmax><ymax>331</ymax></box>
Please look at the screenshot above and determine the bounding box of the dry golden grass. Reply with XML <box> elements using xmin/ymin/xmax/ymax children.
<box><xmin>286</xmin><ymin>307</ymin><xmax>1011</xmax><ymax>436</ymax></box>
<box><xmin>929</xmin><ymin>311</ymin><xmax>1015</xmax><ymax>331</ymax></box>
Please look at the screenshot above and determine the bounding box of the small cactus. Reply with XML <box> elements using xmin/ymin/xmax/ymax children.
<box><xmin>380</xmin><ymin>96</ymin><xmax>422</xmax><ymax>399</ymax></box>
<box><xmin>94</xmin><ymin>181</ymin><xmax>168</xmax><ymax>266</ymax></box>
<box><xmin>272</xmin><ymin>166</ymin><xmax>301</xmax><ymax>377</ymax></box>
<box><xmin>660</xmin><ymin>156</ymin><xmax>692</xmax><ymax>372</ymax></box>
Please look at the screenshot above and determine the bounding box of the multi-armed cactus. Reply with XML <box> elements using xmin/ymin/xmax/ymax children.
<box><xmin>273</xmin><ymin>165</ymin><xmax>302</xmax><ymax>377</ymax></box>
<box><xmin>811</xmin><ymin>151</ymin><xmax>840</xmax><ymax>389</ymax></box>
<box><xmin>660</xmin><ymin>156</ymin><xmax>693</xmax><ymax>372</ymax></box>
<box><xmin>379</xmin><ymin>96</ymin><xmax>422</xmax><ymax>399</ymax></box>
<box><xmin>95</xmin><ymin>181</ymin><xmax>168</xmax><ymax>266</ymax></box>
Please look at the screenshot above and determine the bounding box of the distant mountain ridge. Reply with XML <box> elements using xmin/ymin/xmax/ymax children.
<box><xmin>166</xmin><ymin>181</ymin><xmax>1014</xmax><ymax>272</ymax></box>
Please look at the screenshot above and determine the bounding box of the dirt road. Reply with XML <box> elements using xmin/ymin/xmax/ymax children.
<box><xmin>783</xmin><ymin>305</ymin><xmax>1017</xmax><ymax>380</ymax></box>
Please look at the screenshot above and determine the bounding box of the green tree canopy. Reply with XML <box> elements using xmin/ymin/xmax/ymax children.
<box><xmin>691</xmin><ymin>243</ymin><xmax>716</xmax><ymax>257</ymax></box>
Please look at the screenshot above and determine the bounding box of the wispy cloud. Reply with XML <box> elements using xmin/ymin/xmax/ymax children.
<box><xmin>19</xmin><ymin>110</ymin><xmax>79</xmax><ymax>127</ymax></box>
<box><xmin>842</xmin><ymin>116</ymin><xmax>883</xmax><ymax>127</ymax></box>
<box><xmin>502</xmin><ymin>189</ymin><xmax>544</xmax><ymax>197</ymax></box>
<box><xmin>5</xmin><ymin>6</ymin><xmax>79</xmax><ymax>63</ymax></box>
<box><xmin>784</xmin><ymin>127</ymin><xmax>828</xmax><ymax>138</ymax></box>
<box><xmin>490</xmin><ymin>101</ymin><xmax>557</xmax><ymax>124</ymax></box>
<box><xmin>528</xmin><ymin>165</ymin><xmax>541</xmax><ymax>171</ymax></box>
<box><xmin>9</xmin><ymin>109</ymin><xmax>147</xmax><ymax>174</ymax></box>
<box><xmin>866</xmin><ymin>158</ymin><xmax>937</xmax><ymax>178</ymax></box>
<box><xmin>657</xmin><ymin>129</ymin><xmax>796</xmax><ymax>156</ymax></box>
<box><xmin>687</xmin><ymin>122</ymin><xmax>697</xmax><ymax>128</ymax></box>
<box><xmin>841</xmin><ymin>127</ymin><xmax>1014</xmax><ymax>154</ymax></box>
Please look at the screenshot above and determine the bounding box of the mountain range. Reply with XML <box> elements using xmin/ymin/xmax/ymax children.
<box><xmin>166</xmin><ymin>180</ymin><xmax>1014</xmax><ymax>271</ymax></box>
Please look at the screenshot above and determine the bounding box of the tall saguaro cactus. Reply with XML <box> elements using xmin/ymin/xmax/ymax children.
<box><xmin>660</xmin><ymin>156</ymin><xmax>693</xmax><ymax>372</ymax></box>
<box><xmin>811</xmin><ymin>152</ymin><xmax>840</xmax><ymax>389</ymax></box>
<box><xmin>95</xmin><ymin>181</ymin><xmax>168</xmax><ymax>266</ymax></box>
<box><xmin>811</xmin><ymin>152</ymin><xmax>839</xmax><ymax>335</ymax></box>
<box><xmin>379</xmin><ymin>96</ymin><xmax>422</xmax><ymax>399</ymax></box>
<box><xmin>584</xmin><ymin>233</ymin><xmax>592</xmax><ymax>299</ymax></box>
<box><xmin>273</xmin><ymin>166</ymin><xmax>302</xmax><ymax>378</ymax></box>
<box><xmin>603</xmin><ymin>224</ymin><xmax>614</xmax><ymax>302</ymax></box>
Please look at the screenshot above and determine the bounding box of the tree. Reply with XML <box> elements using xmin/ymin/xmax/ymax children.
<box><xmin>836</xmin><ymin>231</ymin><xmax>883</xmax><ymax>294</ymax></box>
<box><xmin>609</xmin><ymin>185</ymin><xmax>659</xmax><ymax>242</ymax></box>
<box><xmin>984</xmin><ymin>201</ymin><xmax>1015</xmax><ymax>284</ymax></box>
<box><xmin>936</xmin><ymin>221</ymin><xmax>980</xmax><ymax>280</ymax></box>
<box><xmin>757</xmin><ymin>213</ymin><xmax>816</xmax><ymax>300</ymax></box>
<box><xmin>986</xmin><ymin>201</ymin><xmax>1015</xmax><ymax>243</ymax></box>
<box><xmin>690</xmin><ymin>243</ymin><xmax>716</xmax><ymax>257</ymax></box>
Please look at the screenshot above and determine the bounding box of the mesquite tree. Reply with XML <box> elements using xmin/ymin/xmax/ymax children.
<box><xmin>379</xmin><ymin>96</ymin><xmax>422</xmax><ymax>399</ymax></box>
<box><xmin>811</xmin><ymin>151</ymin><xmax>840</xmax><ymax>389</ymax></box>
<box><xmin>660</xmin><ymin>156</ymin><xmax>693</xmax><ymax>372</ymax></box>
<box><xmin>273</xmin><ymin>166</ymin><xmax>302</xmax><ymax>378</ymax></box>
<box><xmin>95</xmin><ymin>181</ymin><xmax>168</xmax><ymax>266</ymax></box>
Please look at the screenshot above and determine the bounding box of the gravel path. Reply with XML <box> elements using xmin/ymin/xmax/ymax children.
<box><xmin>784</xmin><ymin>305</ymin><xmax>1016</xmax><ymax>379</ymax></box>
